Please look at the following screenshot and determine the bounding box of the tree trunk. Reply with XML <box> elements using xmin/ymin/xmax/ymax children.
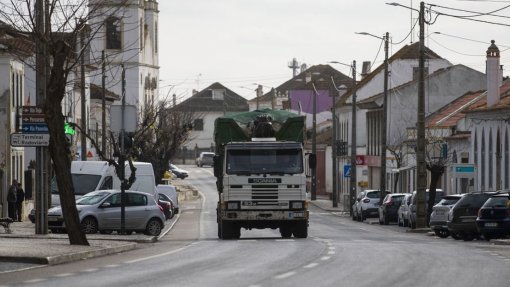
<box><xmin>427</xmin><ymin>164</ymin><xmax>444</xmax><ymax>227</ymax></box>
<box><xmin>44</xmin><ymin>41</ymin><xmax>88</xmax><ymax>245</ymax></box>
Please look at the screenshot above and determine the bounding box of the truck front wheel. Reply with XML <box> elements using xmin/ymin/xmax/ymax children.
<box><xmin>292</xmin><ymin>221</ymin><xmax>308</xmax><ymax>238</ymax></box>
<box><xmin>280</xmin><ymin>226</ymin><xmax>292</xmax><ymax>238</ymax></box>
<box><xmin>220</xmin><ymin>220</ymin><xmax>240</xmax><ymax>240</ymax></box>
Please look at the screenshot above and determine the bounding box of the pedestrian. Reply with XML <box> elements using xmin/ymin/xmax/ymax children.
<box><xmin>16</xmin><ymin>182</ymin><xmax>25</xmax><ymax>222</ymax></box>
<box><xmin>7</xmin><ymin>180</ymin><xmax>17</xmax><ymax>220</ymax></box>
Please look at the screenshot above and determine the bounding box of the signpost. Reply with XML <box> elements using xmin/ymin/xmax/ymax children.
<box><xmin>10</xmin><ymin>133</ymin><xmax>49</xmax><ymax>147</ymax></box>
<box><xmin>11</xmin><ymin>105</ymin><xmax>49</xmax><ymax>147</ymax></box>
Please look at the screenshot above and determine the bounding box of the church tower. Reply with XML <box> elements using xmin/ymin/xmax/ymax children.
<box><xmin>88</xmin><ymin>0</ymin><xmax>160</xmax><ymax>111</ymax></box>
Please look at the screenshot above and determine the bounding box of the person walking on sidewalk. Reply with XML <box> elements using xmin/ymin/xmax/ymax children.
<box><xmin>16</xmin><ymin>182</ymin><xmax>25</xmax><ymax>222</ymax></box>
<box><xmin>7</xmin><ymin>180</ymin><xmax>17</xmax><ymax>220</ymax></box>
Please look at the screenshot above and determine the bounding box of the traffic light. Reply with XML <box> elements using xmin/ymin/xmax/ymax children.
<box><xmin>64</xmin><ymin>122</ymin><xmax>75</xmax><ymax>135</ymax></box>
<box><xmin>336</xmin><ymin>140</ymin><xmax>347</xmax><ymax>156</ymax></box>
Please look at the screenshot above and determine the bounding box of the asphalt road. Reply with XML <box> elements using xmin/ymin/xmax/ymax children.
<box><xmin>2</xmin><ymin>166</ymin><xmax>510</xmax><ymax>287</ymax></box>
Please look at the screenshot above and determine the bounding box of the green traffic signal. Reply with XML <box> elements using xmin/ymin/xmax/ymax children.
<box><xmin>65</xmin><ymin>122</ymin><xmax>75</xmax><ymax>135</ymax></box>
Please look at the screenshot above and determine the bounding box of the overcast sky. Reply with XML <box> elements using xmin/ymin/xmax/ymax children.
<box><xmin>158</xmin><ymin>0</ymin><xmax>510</xmax><ymax>103</ymax></box>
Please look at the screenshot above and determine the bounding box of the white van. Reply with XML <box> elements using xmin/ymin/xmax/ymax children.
<box><xmin>51</xmin><ymin>161</ymin><xmax>157</xmax><ymax>206</ymax></box>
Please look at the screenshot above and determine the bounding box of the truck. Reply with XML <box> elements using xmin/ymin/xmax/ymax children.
<box><xmin>213</xmin><ymin>109</ymin><xmax>312</xmax><ymax>239</ymax></box>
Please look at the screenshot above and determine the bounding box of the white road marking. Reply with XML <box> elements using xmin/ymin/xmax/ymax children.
<box><xmin>304</xmin><ymin>262</ymin><xmax>319</xmax><ymax>269</ymax></box>
<box><xmin>275</xmin><ymin>271</ymin><xmax>296</xmax><ymax>279</ymax></box>
<box><xmin>328</xmin><ymin>251</ymin><xmax>335</xmax><ymax>255</ymax></box>
<box><xmin>82</xmin><ymin>268</ymin><xmax>99</xmax><ymax>273</ymax></box>
<box><xmin>104</xmin><ymin>264</ymin><xmax>120</xmax><ymax>268</ymax></box>
<box><xmin>328</xmin><ymin>246</ymin><xmax>335</xmax><ymax>250</ymax></box>
<box><xmin>54</xmin><ymin>273</ymin><xmax>73</xmax><ymax>277</ymax></box>
<box><xmin>321</xmin><ymin>256</ymin><xmax>331</xmax><ymax>261</ymax></box>
<box><xmin>125</xmin><ymin>247</ymin><xmax>186</xmax><ymax>264</ymax></box>
<box><xmin>276</xmin><ymin>239</ymin><xmax>295</xmax><ymax>242</ymax></box>
<box><xmin>23</xmin><ymin>279</ymin><xmax>47</xmax><ymax>284</ymax></box>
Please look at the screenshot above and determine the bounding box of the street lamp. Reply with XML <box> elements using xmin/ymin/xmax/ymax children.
<box><xmin>356</xmin><ymin>31</ymin><xmax>390</xmax><ymax>202</ymax></box>
<box><xmin>329</xmin><ymin>61</ymin><xmax>357</xmax><ymax>215</ymax></box>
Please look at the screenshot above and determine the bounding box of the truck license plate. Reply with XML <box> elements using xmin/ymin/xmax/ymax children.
<box><xmin>290</xmin><ymin>212</ymin><xmax>304</xmax><ymax>218</ymax></box>
<box><xmin>485</xmin><ymin>222</ymin><xmax>498</xmax><ymax>227</ymax></box>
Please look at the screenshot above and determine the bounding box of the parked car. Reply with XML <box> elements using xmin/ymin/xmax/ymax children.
<box><xmin>397</xmin><ymin>194</ymin><xmax>412</xmax><ymax>227</ymax></box>
<box><xmin>156</xmin><ymin>184</ymin><xmax>179</xmax><ymax>214</ymax></box>
<box><xmin>447</xmin><ymin>191</ymin><xmax>495</xmax><ymax>241</ymax></box>
<box><xmin>476</xmin><ymin>192</ymin><xmax>510</xmax><ymax>241</ymax></box>
<box><xmin>408</xmin><ymin>189</ymin><xmax>444</xmax><ymax>229</ymax></box>
<box><xmin>169</xmin><ymin>164</ymin><xmax>188</xmax><ymax>179</ymax></box>
<box><xmin>196</xmin><ymin>152</ymin><xmax>215</xmax><ymax>167</ymax></box>
<box><xmin>429</xmin><ymin>194</ymin><xmax>464</xmax><ymax>238</ymax></box>
<box><xmin>157</xmin><ymin>193</ymin><xmax>174</xmax><ymax>220</ymax></box>
<box><xmin>379</xmin><ymin>193</ymin><xmax>407</xmax><ymax>225</ymax></box>
<box><xmin>47</xmin><ymin>190</ymin><xmax>165</xmax><ymax>236</ymax></box>
<box><xmin>353</xmin><ymin>190</ymin><xmax>389</xmax><ymax>221</ymax></box>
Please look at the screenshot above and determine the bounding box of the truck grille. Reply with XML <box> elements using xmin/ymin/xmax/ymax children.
<box><xmin>252</xmin><ymin>185</ymin><xmax>278</xmax><ymax>205</ymax></box>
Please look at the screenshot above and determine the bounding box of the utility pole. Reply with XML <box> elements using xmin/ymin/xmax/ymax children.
<box><xmin>101</xmin><ymin>50</ymin><xmax>106</xmax><ymax>156</ymax></box>
<box><xmin>310</xmin><ymin>73</ymin><xmax>317</xmax><ymax>201</ymax></box>
<box><xmin>349</xmin><ymin>61</ymin><xmax>357</xmax><ymax>215</ymax></box>
<box><xmin>416</xmin><ymin>1</ymin><xmax>427</xmax><ymax>228</ymax></box>
<box><xmin>80</xmin><ymin>29</ymin><xmax>87</xmax><ymax>161</ymax></box>
<box><xmin>380</xmin><ymin>32</ymin><xmax>389</xmax><ymax>203</ymax></box>
<box><xmin>35</xmin><ymin>0</ymin><xmax>48</xmax><ymax>235</ymax></box>
<box><xmin>332</xmin><ymin>87</ymin><xmax>338</xmax><ymax>207</ymax></box>
<box><xmin>120</xmin><ymin>65</ymin><xmax>126</xmax><ymax>234</ymax></box>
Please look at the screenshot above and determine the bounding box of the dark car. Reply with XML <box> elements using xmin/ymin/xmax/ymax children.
<box><xmin>169</xmin><ymin>164</ymin><xmax>189</xmax><ymax>179</ymax></box>
<box><xmin>378</xmin><ymin>193</ymin><xmax>407</xmax><ymax>225</ymax></box>
<box><xmin>476</xmin><ymin>193</ymin><xmax>510</xmax><ymax>241</ymax></box>
<box><xmin>447</xmin><ymin>192</ymin><xmax>495</xmax><ymax>241</ymax></box>
<box><xmin>157</xmin><ymin>193</ymin><xmax>174</xmax><ymax>220</ymax></box>
<box><xmin>429</xmin><ymin>194</ymin><xmax>464</xmax><ymax>238</ymax></box>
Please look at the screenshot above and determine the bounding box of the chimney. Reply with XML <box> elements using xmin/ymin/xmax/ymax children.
<box><xmin>361</xmin><ymin>61</ymin><xmax>371</xmax><ymax>79</ymax></box>
<box><xmin>172</xmin><ymin>94</ymin><xmax>176</xmax><ymax>107</ymax></box>
<box><xmin>486</xmin><ymin>40</ymin><xmax>500</xmax><ymax>107</ymax></box>
<box><xmin>192</xmin><ymin>89</ymin><xmax>198</xmax><ymax>96</ymax></box>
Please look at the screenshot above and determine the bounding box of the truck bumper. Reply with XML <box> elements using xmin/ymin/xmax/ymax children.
<box><xmin>221</xmin><ymin>210</ymin><xmax>309</xmax><ymax>221</ymax></box>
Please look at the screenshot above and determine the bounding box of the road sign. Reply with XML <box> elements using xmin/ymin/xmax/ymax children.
<box><xmin>22</xmin><ymin>123</ymin><xmax>49</xmax><ymax>133</ymax></box>
<box><xmin>20</xmin><ymin>106</ymin><xmax>43</xmax><ymax>114</ymax></box>
<box><xmin>21</xmin><ymin>114</ymin><xmax>45</xmax><ymax>124</ymax></box>
<box><xmin>343</xmin><ymin>165</ymin><xmax>351</xmax><ymax>177</ymax></box>
<box><xmin>10</xmin><ymin>133</ymin><xmax>50</xmax><ymax>147</ymax></box>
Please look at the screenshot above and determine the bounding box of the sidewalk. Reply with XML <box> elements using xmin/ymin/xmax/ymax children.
<box><xmin>0</xmin><ymin>181</ymin><xmax>199</xmax><ymax>266</ymax></box>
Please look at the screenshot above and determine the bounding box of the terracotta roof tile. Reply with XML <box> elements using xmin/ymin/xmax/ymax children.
<box><xmin>426</xmin><ymin>90</ymin><xmax>485</xmax><ymax>128</ymax></box>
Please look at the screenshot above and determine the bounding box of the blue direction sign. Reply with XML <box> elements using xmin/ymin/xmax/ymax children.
<box><xmin>22</xmin><ymin>123</ymin><xmax>49</xmax><ymax>133</ymax></box>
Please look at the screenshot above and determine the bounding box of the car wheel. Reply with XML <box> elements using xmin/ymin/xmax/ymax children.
<box><xmin>81</xmin><ymin>216</ymin><xmax>98</xmax><ymax>234</ymax></box>
<box><xmin>482</xmin><ymin>233</ymin><xmax>493</xmax><ymax>241</ymax></box>
<box><xmin>451</xmin><ymin>232</ymin><xmax>461</xmax><ymax>240</ymax></box>
<box><xmin>461</xmin><ymin>232</ymin><xmax>474</xmax><ymax>241</ymax></box>
<box><xmin>144</xmin><ymin>218</ymin><xmax>163</xmax><ymax>236</ymax></box>
<box><xmin>434</xmin><ymin>229</ymin><xmax>450</xmax><ymax>238</ymax></box>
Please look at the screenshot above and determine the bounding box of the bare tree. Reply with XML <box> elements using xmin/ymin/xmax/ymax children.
<box><xmin>133</xmin><ymin>103</ymin><xmax>197</xmax><ymax>184</ymax></box>
<box><xmin>0</xmin><ymin>0</ymin><xmax>129</xmax><ymax>245</ymax></box>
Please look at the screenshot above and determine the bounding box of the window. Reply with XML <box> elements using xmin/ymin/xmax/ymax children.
<box><xmin>505</xmin><ymin>129</ymin><xmax>509</xmax><ymax>189</ymax></box>
<box><xmin>481</xmin><ymin>129</ymin><xmax>485</xmax><ymax>189</ymax></box>
<box><xmin>193</xmin><ymin>119</ymin><xmax>204</xmax><ymax>131</ymax></box>
<box><xmin>155</xmin><ymin>21</ymin><xmax>158</xmax><ymax>53</ymax></box>
<box><xmin>140</xmin><ymin>17</ymin><xmax>143</xmax><ymax>49</ymax></box>
<box><xmin>128</xmin><ymin>193</ymin><xmax>147</xmax><ymax>206</ymax></box>
<box><xmin>489</xmin><ymin>129</ymin><xmax>493</xmax><ymax>189</ymax></box>
<box><xmin>106</xmin><ymin>17</ymin><xmax>122</xmax><ymax>50</ymax></box>
<box><xmin>212</xmin><ymin>89</ymin><xmax>225</xmax><ymax>100</ymax></box>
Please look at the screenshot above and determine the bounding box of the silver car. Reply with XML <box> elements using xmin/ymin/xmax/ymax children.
<box><xmin>430</xmin><ymin>194</ymin><xmax>464</xmax><ymax>238</ymax></box>
<box><xmin>397</xmin><ymin>194</ymin><xmax>412</xmax><ymax>227</ymax></box>
<box><xmin>47</xmin><ymin>190</ymin><xmax>165</xmax><ymax>236</ymax></box>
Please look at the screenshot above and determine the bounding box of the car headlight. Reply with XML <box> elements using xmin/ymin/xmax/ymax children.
<box><xmin>290</xmin><ymin>201</ymin><xmax>304</xmax><ymax>210</ymax></box>
<box><xmin>227</xmin><ymin>201</ymin><xmax>239</xmax><ymax>210</ymax></box>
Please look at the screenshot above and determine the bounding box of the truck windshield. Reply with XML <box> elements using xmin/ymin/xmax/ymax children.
<box><xmin>51</xmin><ymin>174</ymin><xmax>102</xmax><ymax>196</ymax></box>
<box><xmin>226</xmin><ymin>149</ymin><xmax>303</xmax><ymax>175</ymax></box>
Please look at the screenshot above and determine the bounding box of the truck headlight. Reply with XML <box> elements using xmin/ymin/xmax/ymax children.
<box><xmin>290</xmin><ymin>201</ymin><xmax>304</xmax><ymax>210</ymax></box>
<box><xmin>227</xmin><ymin>201</ymin><xmax>240</xmax><ymax>210</ymax></box>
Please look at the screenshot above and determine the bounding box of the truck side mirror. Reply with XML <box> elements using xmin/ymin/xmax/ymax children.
<box><xmin>309</xmin><ymin>153</ymin><xmax>316</xmax><ymax>169</ymax></box>
<box><xmin>213</xmin><ymin>155</ymin><xmax>221</xmax><ymax>177</ymax></box>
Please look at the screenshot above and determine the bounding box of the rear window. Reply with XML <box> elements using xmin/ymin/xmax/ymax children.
<box><xmin>456</xmin><ymin>194</ymin><xmax>491</xmax><ymax>207</ymax></box>
<box><xmin>437</xmin><ymin>197</ymin><xmax>461</xmax><ymax>206</ymax></box>
<box><xmin>366</xmin><ymin>191</ymin><xmax>381</xmax><ymax>199</ymax></box>
<box><xmin>483</xmin><ymin>197</ymin><xmax>509</xmax><ymax>208</ymax></box>
<box><xmin>392</xmin><ymin>195</ymin><xmax>405</xmax><ymax>202</ymax></box>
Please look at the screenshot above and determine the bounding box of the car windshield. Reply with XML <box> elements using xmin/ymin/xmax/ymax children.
<box><xmin>483</xmin><ymin>197</ymin><xmax>508</xmax><ymax>208</ymax></box>
<box><xmin>456</xmin><ymin>194</ymin><xmax>491</xmax><ymax>207</ymax></box>
<box><xmin>51</xmin><ymin>174</ymin><xmax>102</xmax><ymax>196</ymax></box>
<box><xmin>76</xmin><ymin>191</ymin><xmax>110</xmax><ymax>205</ymax></box>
